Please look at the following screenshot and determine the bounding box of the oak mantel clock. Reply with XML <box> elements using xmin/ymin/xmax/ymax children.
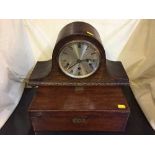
<box><xmin>27</xmin><ymin>21</ymin><xmax>130</xmax><ymax>134</ymax></box>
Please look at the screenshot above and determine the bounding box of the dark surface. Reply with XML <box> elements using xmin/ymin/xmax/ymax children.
<box><xmin>30</xmin><ymin>60</ymin><xmax>52</xmax><ymax>80</ymax></box>
<box><xmin>0</xmin><ymin>89</ymin><xmax>35</xmax><ymax>135</ymax></box>
<box><xmin>0</xmin><ymin>86</ymin><xmax>155</xmax><ymax>135</ymax></box>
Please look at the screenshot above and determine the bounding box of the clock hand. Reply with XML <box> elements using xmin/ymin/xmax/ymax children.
<box><xmin>67</xmin><ymin>61</ymin><xmax>79</xmax><ymax>70</ymax></box>
<box><xmin>81</xmin><ymin>59</ymin><xmax>92</xmax><ymax>62</ymax></box>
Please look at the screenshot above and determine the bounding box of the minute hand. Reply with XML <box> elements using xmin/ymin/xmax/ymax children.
<box><xmin>68</xmin><ymin>62</ymin><xmax>79</xmax><ymax>70</ymax></box>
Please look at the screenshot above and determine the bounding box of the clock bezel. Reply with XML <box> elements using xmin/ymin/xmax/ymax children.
<box><xmin>58</xmin><ymin>39</ymin><xmax>101</xmax><ymax>79</ymax></box>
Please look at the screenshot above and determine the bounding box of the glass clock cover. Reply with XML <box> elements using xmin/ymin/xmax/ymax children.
<box><xmin>58</xmin><ymin>40</ymin><xmax>100</xmax><ymax>78</ymax></box>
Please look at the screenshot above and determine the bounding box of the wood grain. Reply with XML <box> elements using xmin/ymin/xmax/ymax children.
<box><xmin>29</xmin><ymin>86</ymin><xmax>130</xmax><ymax>132</ymax></box>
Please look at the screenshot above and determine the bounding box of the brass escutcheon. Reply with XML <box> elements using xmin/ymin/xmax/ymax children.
<box><xmin>72</xmin><ymin>117</ymin><xmax>86</xmax><ymax>124</ymax></box>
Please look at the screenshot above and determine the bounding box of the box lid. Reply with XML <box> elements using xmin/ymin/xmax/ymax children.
<box><xmin>29</xmin><ymin>86</ymin><xmax>130</xmax><ymax>113</ymax></box>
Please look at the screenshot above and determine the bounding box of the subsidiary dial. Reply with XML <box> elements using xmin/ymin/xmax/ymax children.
<box><xmin>58</xmin><ymin>40</ymin><xmax>100</xmax><ymax>78</ymax></box>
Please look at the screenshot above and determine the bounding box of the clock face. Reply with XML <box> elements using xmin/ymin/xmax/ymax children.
<box><xmin>58</xmin><ymin>40</ymin><xmax>100</xmax><ymax>78</ymax></box>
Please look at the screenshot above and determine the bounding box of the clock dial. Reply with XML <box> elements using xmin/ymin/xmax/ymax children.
<box><xmin>58</xmin><ymin>40</ymin><xmax>100</xmax><ymax>78</ymax></box>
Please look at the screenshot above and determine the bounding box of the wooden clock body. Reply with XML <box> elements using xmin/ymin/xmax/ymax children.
<box><xmin>28</xmin><ymin>22</ymin><xmax>130</xmax><ymax>134</ymax></box>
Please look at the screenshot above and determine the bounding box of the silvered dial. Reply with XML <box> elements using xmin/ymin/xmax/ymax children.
<box><xmin>58</xmin><ymin>40</ymin><xmax>100</xmax><ymax>78</ymax></box>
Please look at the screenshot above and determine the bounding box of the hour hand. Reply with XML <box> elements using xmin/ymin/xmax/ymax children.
<box><xmin>81</xmin><ymin>59</ymin><xmax>92</xmax><ymax>62</ymax></box>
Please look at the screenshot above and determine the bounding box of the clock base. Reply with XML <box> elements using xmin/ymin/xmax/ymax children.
<box><xmin>28</xmin><ymin>86</ymin><xmax>130</xmax><ymax>133</ymax></box>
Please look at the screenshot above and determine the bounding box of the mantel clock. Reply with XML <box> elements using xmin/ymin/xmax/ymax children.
<box><xmin>28</xmin><ymin>22</ymin><xmax>130</xmax><ymax>134</ymax></box>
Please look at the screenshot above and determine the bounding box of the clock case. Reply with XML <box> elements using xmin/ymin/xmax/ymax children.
<box><xmin>28</xmin><ymin>22</ymin><xmax>129</xmax><ymax>86</ymax></box>
<box><xmin>27</xmin><ymin>22</ymin><xmax>130</xmax><ymax>133</ymax></box>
